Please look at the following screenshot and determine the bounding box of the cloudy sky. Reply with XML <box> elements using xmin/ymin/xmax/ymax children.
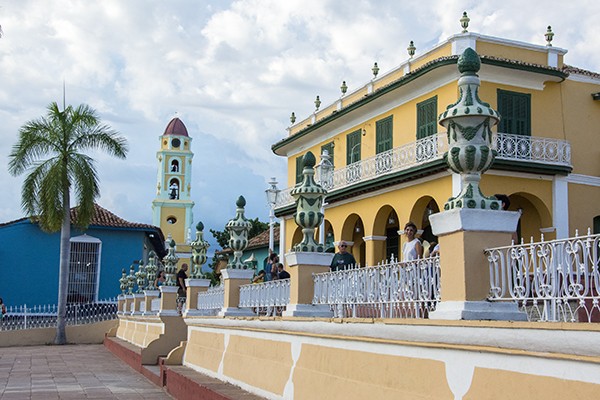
<box><xmin>1</xmin><ymin>0</ymin><xmax>598</xmax><ymax>253</ymax></box>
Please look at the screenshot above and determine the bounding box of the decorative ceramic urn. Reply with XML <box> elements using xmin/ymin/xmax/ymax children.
<box><xmin>226</xmin><ymin>196</ymin><xmax>253</xmax><ymax>269</ymax></box>
<box><xmin>190</xmin><ymin>221</ymin><xmax>210</xmax><ymax>278</ymax></box>
<box><xmin>438</xmin><ymin>47</ymin><xmax>502</xmax><ymax>211</ymax></box>
<box><xmin>291</xmin><ymin>151</ymin><xmax>326</xmax><ymax>252</ymax></box>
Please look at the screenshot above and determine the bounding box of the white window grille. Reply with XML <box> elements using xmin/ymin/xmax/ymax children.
<box><xmin>68</xmin><ymin>234</ymin><xmax>102</xmax><ymax>303</ymax></box>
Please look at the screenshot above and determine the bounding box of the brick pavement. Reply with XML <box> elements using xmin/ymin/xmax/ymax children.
<box><xmin>0</xmin><ymin>344</ymin><xmax>172</xmax><ymax>399</ymax></box>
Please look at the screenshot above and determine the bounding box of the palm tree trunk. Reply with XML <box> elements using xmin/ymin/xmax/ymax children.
<box><xmin>54</xmin><ymin>189</ymin><xmax>70</xmax><ymax>345</ymax></box>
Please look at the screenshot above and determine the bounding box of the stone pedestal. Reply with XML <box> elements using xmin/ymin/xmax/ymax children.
<box><xmin>132</xmin><ymin>294</ymin><xmax>144</xmax><ymax>315</ymax></box>
<box><xmin>117</xmin><ymin>295</ymin><xmax>126</xmax><ymax>314</ymax></box>
<box><xmin>282</xmin><ymin>252</ymin><xmax>334</xmax><ymax>317</ymax></box>
<box><xmin>428</xmin><ymin>208</ymin><xmax>526</xmax><ymax>321</ymax></box>
<box><xmin>184</xmin><ymin>278</ymin><xmax>211</xmax><ymax>317</ymax></box>
<box><xmin>143</xmin><ymin>290</ymin><xmax>159</xmax><ymax>315</ymax></box>
<box><xmin>124</xmin><ymin>294</ymin><xmax>134</xmax><ymax>315</ymax></box>
<box><xmin>218</xmin><ymin>269</ymin><xmax>255</xmax><ymax>317</ymax></box>
<box><xmin>159</xmin><ymin>286</ymin><xmax>179</xmax><ymax>316</ymax></box>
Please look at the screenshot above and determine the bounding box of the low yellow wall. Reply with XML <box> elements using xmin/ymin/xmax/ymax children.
<box><xmin>0</xmin><ymin>319</ymin><xmax>117</xmax><ymax>347</ymax></box>
<box><xmin>182</xmin><ymin>318</ymin><xmax>600</xmax><ymax>400</ymax></box>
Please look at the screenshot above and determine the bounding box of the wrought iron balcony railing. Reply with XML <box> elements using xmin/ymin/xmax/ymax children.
<box><xmin>275</xmin><ymin>132</ymin><xmax>571</xmax><ymax>209</ymax></box>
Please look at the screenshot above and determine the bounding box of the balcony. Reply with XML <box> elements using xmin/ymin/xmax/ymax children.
<box><xmin>274</xmin><ymin>132</ymin><xmax>571</xmax><ymax>209</ymax></box>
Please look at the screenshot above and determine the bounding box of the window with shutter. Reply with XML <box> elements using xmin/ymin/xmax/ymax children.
<box><xmin>497</xmin><ymin>89</ymin><xmax>531</xmax><ymax>136</ymax></box>
<box><xmin>376</xmin><ymin>116</ymin><xmax>393</xmax><ymax>154</ymax></box>
<box><xmin>346</xmin><ymin>130</ymin><xmax>362</xmax><ymax>165</ymax></box>
<box><xmin>321</xmin><ymin>142</ymin><xmax>334</xmax><ymax>167</ymax></box>
<box><xmin>295</xmin><ymin>155</ymin><xmax>304</xmax><ymax>184</ymax></box>
<box><xmin>416</xmin><ymin>96</ymin><xmax>438</xmax><ymax>139</ymax></box>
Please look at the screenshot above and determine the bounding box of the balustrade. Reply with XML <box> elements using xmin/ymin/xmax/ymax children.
<box><xmin>486</xmin><ymin>231</ymin><xmax>600</xmax><ymax>322</ymax></box>
<box><xmin>274</xmin><ymin>133</ymin><xmax>571</xmax><ymax>209</ymax></box>
<box><xmin>312</xmin><ymin>256</ymin><xmax>440</xmax><ymax>319</ymax></box>
<box><xmin>239</xmin><ymin>279</ymin><xmax>291</xmax><ymax>316</ymax></box>
<box><xmin>196</xmin><ymin>283</ymin><xmax>225</xmax><ymax>316</ymax></box>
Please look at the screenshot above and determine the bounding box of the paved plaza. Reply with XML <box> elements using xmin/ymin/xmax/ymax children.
<box><xmin>0</xmin><ymin>344</ymin><xmax>172</xmax><ymax>399</ymax></box>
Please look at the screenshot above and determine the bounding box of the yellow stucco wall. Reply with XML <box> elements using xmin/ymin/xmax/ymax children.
<box><xmin>465</xmin><ymin>367</ymin><xmax>600</xmax><ymax>400</ymax></box>
<box><xmin>476</xmin><ymin>41</ymin><xmax>548</xmax><ymax>66</ymax></box>
<box><xmin>408</xmin><ymin>42</ymin><xmax>452</xmax><ymax>71</ymax></box>
<box><xmin>562</xmin><ymin>79</ymin><xmax>600</xmax><ymax>175</ymax></box>
<box><xmin>568</xmin><ymin>183</ymin><xmax>600</xmax><ymax>234</ymax></box>
<box><xmin>223</xmin><ymin>335</ymin><xmax>293</xmax><ymax>396</ymax></box>
<box><xmin>294</xmin><ymin>344</ymin><xmax>453</xmax><ymax>400</ymax></box>
<box><xmin>159</xmin><ymin>206</ymin><xmax>188</xmax><ymax>243</ymax></box>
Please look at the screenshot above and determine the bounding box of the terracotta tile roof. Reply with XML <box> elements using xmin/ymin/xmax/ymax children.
<box><xmin>562</xmin><ymin>65</ymin><xmax>600</xmax><ymax>79</ymax></box>
<box><xmin>71</xmin><ymin>203</ymin><xmax>160</xmax><ymax>231</ymax></box>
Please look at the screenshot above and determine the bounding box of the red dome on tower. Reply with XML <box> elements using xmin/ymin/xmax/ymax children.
<box><xmin>163</xmin><ymin>117</ymin><xmax>189</xmax><ymax>137</ymax></box>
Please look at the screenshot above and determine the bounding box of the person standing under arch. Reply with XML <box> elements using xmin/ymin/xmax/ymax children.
<box><xmin>402</xmin><ymin>222</ymin><xmax>423</xmax><ymax>261</ymax></box>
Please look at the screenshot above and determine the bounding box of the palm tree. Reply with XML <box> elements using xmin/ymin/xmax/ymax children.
<box><xmin>8</xmin><ymin>102</ymin><xmax>128</xmax><ymax>344</ymax></box>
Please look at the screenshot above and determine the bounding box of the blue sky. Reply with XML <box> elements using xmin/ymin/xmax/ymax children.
<box><xmin>1</xmin><ymin>0</ymin><xmax>599</xmax><ymax>255</ymax></box>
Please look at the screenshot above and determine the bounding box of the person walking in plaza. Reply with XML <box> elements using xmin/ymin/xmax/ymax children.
<box><xmin>402</xmin><ymin>222</ymin><xmax>423</xmax><ymax>261</ymax></box>
<box><xmin>330</xmin><ymin>240</ymin><xmax>357</xmax><ymax>271</ymax></box>
<box><xmin>176</xmin><ymin>264</ymin><xmax>188</xmax><ymax>314</ymax></box>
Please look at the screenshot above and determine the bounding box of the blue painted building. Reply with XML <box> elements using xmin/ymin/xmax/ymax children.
<box><xmin>0</xmin><ymin>204</ymin><xmax>166</xmax><ymax>307</ymax></box>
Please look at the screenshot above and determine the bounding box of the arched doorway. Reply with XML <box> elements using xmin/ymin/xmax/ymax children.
<box><xmin>341</xmin><ymin>214</ymin><xmax>366</xmax><ymax>267</ymax></box>
<box><xmin>372</xmin><ymin>205</ymin><xmax>400</xmax><ymax>263</ymax></box>
<box><xmin>506</xmin><ymin>193</ymin><xmax>552</xmax><ymax>242</ymax></box>
<box><xmin>408</xmin><ymin>196</ymin><xmax>440</xmax><ymax>256</ymax></box>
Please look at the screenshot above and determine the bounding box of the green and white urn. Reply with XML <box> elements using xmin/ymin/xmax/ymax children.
<box><xmin>190</xmin><ymin>221</ymin><xmax>210</xmax><ymax>278</ymax></box>
<box><xmin>291</xmin><ymin>151</ymin><xmax>326</xmax><ymax>252</ymax></box>
<box><xmin>162</xmin><ymin>239</ymin><xmax>179</xmax><ymax>286</ymax></box>
<box><xmin>439</xmin><ymin>47</ymin><xmax>502</xmax><ymax>211</ymax></box>
<box><xmin>226</xmin><ymin>196</ymin><xmax>253</xmax><ymax>269</ymax></box>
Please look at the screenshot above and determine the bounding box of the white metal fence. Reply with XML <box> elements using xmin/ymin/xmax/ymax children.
<box><xmin>312</xmin><ymin>256</ymin><xmax>441</xmax><ymax>318</ymax></box>
<box><xmin>196</xmin><ymin>283</ymin><xmax>225</xmax><ymax>316</ymax></box>
<box><xmin>486</xmin><ymin>231</ymin><xmax>600</xmax><ymax>322</ymax></box>
<box><xmin>239</xmin><ymin>279</ymin><xmax>291</xmax><ymax>316</ymax></box>
<box><xmin>1</xmin><ymin>299</ymin><xmax>118</xmax><ymax>331</ymax></box>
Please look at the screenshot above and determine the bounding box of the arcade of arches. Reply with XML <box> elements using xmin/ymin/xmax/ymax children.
<box><xmin>287</xmin><ymin>191</ymin><xmax>553</xmax><ymax>267</ymax></box>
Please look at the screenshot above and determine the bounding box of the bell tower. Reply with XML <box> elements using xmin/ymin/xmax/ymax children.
<box><xmin>152</xmin><ymin>117</ymin><xmax>194</xmax><ymax>262</ymax></box>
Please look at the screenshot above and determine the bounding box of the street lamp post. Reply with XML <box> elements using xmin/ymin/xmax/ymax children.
<box><xmin>318</xmin><ymin>150</ymin><xmax>334</xmax><ymax>245</ymax></box>
<box><xmin>265</xmin><ymin>177</ymin><xmax>280</xmax><ymax>253</ymax></box>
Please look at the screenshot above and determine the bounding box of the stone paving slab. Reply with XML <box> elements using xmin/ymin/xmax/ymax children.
<box><xmin>0</xmin><ymin>344</ymin><xmax>172</xmax><ymax>399</ymax></box>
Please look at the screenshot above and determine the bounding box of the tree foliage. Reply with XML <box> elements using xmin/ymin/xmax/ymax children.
<box><xmin>8</xmin><ymin>102</ymin><xmax>128</xmax><ymax>344</ymax></box>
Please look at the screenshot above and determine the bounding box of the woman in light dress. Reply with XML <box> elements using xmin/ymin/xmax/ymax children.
<box><xmin>402</xmin><ymin>222</ymin><xmax>423</xmax><ymax>261</ymax></box>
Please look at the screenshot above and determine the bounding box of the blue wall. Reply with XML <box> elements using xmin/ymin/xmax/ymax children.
<box><xmin>0</xmin><ymin>220</ymin><xmax>150</xmax><ymax>307</ymax></box>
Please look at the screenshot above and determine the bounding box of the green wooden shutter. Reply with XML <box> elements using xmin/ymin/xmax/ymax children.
<box><xmin>321</xmin><ymin>142</ymin><xmax>334</xmax><ymax>167</ymax></box>
<box><xmin>416</xmin><ymin>96</ymin><xmax>438</xmax><ymax>139</ymax></box>
<box><xmin>295</xmin><ymin>155</ymin><xmax>303</xmax><ymax>184</ymax></box>
<box><xmin>376</xmin><ymin>116</ymin><xmax>393</xmax><ymax>154</ymax></box>
<box><xmin>497</xmin><ymin>89</ymin><xmax>531</xmax><ymax>136</ymax></box>
<box><xmin>346</xmin><ymin>130</ymin><xmax>362</xmax><ymax>165</ymax></box>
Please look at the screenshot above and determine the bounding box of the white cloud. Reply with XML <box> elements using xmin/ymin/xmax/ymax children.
<box><xmin>1</xmin><ymin>0</ymin><xmax>599</xmax><ymax>253</ymax></box>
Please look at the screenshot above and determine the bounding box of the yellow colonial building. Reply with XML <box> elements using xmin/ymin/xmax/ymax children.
<box><xmin>152</xmin><ymin>117</ymin><xmax>195</xmax><ymax>265</ymax></box>
<box><xmin>272</xmin><ymin>24</ymin><xmax>600</xmax><ymax>266</ymax></box>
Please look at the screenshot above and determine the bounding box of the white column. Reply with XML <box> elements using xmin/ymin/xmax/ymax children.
<box><xmin>553</xmin><ymin>176</ymin><xmax>569</xmax><ymax>238</ymax></box>
<box><xmin>279</xmin><ymin>217</ymin><xmax>286</xmax><ymax>256</ymax></box>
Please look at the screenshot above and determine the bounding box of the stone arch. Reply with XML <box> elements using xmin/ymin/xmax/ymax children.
<box><xmin>372</xmin><ymin>205</ymin><xmax>400</xmax><ymax>262</ymax></box>
<box><xmin>408</xmin><ymin>196</ymin><xmax>441</xmax><ymax>246</ymax></box>
<box><xmin>507</xmin><ymin>192</ymin><xmax>552</xmax><ymax>242</ymax></box>
<box><xmin>341</xmin><ymin>213</ymin><xmax>366</xmax><ymax>266</ymax></box>
<box><xmin>291</xmin><ymin>226</ymin><xmax>303</xmax><ymax>249</ymax></box>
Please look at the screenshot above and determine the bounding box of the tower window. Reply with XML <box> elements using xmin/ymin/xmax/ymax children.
<box><xmin>167</xmin><ymin>216</ymin><xmax>177</xmax><ymax>224</ymax></box>
<box><xmin>171</xmin><ymin>138</ymin><xmax>181</xmax><ymax>148</ymax></box>
<box><xmin>169</xmin><ymin>179</ymin><xmax>180</xmax><ymax>199</ymax></box>
<box><xmin>171</xmin><ymin>160</ymin><xmax>179</xmax><ymax>172</ymax></box>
